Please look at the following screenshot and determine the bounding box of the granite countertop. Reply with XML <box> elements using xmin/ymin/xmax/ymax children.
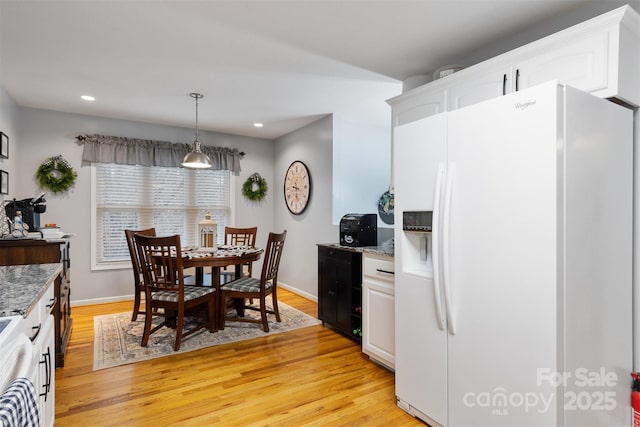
<box><xmin>0</xmin><ymin>263</ymin><xmax>62</xmax><ymax>317</ymax></box>
<box><xmin>317</xmin><ymin>243</ymin><xmax>394</xmax><ymax>257</ymax></box>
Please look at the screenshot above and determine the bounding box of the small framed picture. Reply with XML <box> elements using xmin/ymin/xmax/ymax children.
<box><xmin>0</xmin><ymin>170</ymin><xmax>7</xmax><ymax>194</ymax></box>
<box><xmin>0</xmin><ymin>132</ymin><xmax>8</xmax><ymax>159</ymax></box>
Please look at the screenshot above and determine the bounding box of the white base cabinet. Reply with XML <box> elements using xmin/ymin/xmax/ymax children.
<box><xmin>36</xmin><ymin>315</ymin><xmax>55</xmax><ymax>427</ymax></box>
<box><xmin>362</xmin><ymin>253</ymin><xmax>395</xmax><ymax>370</ymax></box>
<box><xmin>22</xmin><ymin>279</ymin><xmax>56</xmax><ymax>427</ymax></box>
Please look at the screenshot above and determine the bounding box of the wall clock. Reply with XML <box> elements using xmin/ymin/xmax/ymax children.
<box><xmin>284</xmin><ymin>160</ymin><xmax>311</xmax><ymax>215</ymax></box>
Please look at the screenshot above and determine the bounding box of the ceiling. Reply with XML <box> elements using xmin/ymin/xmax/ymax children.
<box><xmin>0</xmin><ymin>0</ymin><xmax>611</xmax><ymax>140</ymax></box>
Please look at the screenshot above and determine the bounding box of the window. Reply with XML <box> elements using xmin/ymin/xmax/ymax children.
<box><xmin>92</xmin><ymin>163</ymin><xmax>232</xmax><ymax>269</ymax></box>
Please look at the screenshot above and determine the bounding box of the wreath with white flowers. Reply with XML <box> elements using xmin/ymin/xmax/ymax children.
<box><xmin>36</xmin><ymin>156</ymin><xmax>77</xmax><ymax>194</ymax></box>
<box><xmin>242</xmin><ymin>173</ymin><xmax>268</xmax><ymax>201</ymax></box>
<box><xmin>377</xmin><ymin>190</ymin><xmax>394</xmax><ymax>225</ymax></box>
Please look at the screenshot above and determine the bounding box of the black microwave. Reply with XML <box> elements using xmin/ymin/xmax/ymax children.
<box><xmin>402</xmin><ymin>211</ymin><xmax>432</xmax><ymax>232</ymax></box>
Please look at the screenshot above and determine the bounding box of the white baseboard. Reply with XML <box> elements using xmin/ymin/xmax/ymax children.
<box><xmin>73</xmin><ymin>294</ymin><xmax>134</xmax><ymax>307</ymax></box>
<box><xmin>278</xmin><ymin>281</ymin><xmax>318</xmax><ymax>303</ymax></box>
<box><xmin>72</xmin><ymin>283</ymin><xmax>318</xmax><ymax>307</ymax></box>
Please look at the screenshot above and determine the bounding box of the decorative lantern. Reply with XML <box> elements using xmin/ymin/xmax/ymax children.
<box><xmin>198</xmin><ymin>212</ymin><xmax>217</xmax><ymax>249</ymax></box>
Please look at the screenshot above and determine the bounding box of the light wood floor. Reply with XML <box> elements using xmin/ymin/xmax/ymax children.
<box><xmin>55</xmin><ymin>288</ymin><xmax>424</xmax><ymax>426</ymax></box>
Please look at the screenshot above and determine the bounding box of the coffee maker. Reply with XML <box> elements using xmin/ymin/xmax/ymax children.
<box><xmin>339</xmin><ymin>213</ymin><xmax>377</xmax><ymax>247</ymax></box>
<box><xmin>4</xmin><ymin>193</ymin><xmax>47</xmax><ymax>232</ymax></box>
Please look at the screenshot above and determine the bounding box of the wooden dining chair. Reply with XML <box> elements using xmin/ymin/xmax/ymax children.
<box><xmin>221</xmin><ymin>226</ymin><xmax>258</xmax><ymax>282</ymax></box>
<box><xmin>135</xmin><ymin>234</ymin><xmax>217</xmax><ymax>351</ymax></box>
<box><xmin>220</xmin><ymin>230</ymin><xmax>286</xmax><ymax>332</ymax></box>
<box><xmin>124</xmin><ymin>227</ymin><xmax>156</xmax><ymax>321</ymax></box>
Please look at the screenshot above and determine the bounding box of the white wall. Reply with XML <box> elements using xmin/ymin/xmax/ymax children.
<box><xmin>6</xmin><ymin>104</ymin><xmax>387</xmax><ymax>304</ymax></box>
<box><xmin>13</xmin><ymin>106</ymin><xmax>275</xmax><ymax>304</ymax></box>
<box><xmin>332</xmin><ymin>114</ymin><xmax>391</xmax><ymax>228</ymax></box>
<box><xmin>274</xmin><ymin>115</ymin><xmax>334</xmax><ymax>301</ymax></box>
<box><xmin>0</xmin><ymin>87</ymin><xmax>20</xmax><ymax>201</ymax></box>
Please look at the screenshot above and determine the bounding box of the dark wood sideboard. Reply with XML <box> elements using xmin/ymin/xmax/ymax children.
<box><xmin>317</xmin><ymin>245</ymin><xmax>362</xmax><ymax>343</ymax></box>
<box><xmin>0</xmin><ymin>239</ymin><xmax>72</xmax><ymax>367</ymax></box>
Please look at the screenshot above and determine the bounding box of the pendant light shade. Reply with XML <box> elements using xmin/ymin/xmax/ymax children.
<box><xmin>182</xmin><ymin>93</ymin><xmax>213</xmax><ymax>169</ymax></box>
<box><xmin>182</xmin><ymin>142</ymin><xmax>212</xmax><ymax>169</ymax></box>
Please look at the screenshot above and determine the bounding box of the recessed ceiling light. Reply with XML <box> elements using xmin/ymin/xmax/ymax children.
<box><xmin>253</xmin><ymin>123</ymin><xmax>263</xmax><ymax>128</ymax></box>
<box><xmin>81</xmin><ymin>95</ymin><xmax>95</xmax><ymax>101</ymax></box>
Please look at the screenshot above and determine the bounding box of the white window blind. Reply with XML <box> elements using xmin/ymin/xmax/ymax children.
<box><xmin>94</xmin><ymin>163</ymin><xmax>230</xmax><ymax>265</ymax></box>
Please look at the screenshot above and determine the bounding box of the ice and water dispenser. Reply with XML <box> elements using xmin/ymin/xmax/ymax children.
<box><xmin>402</xmin><ymin>211</ymin><xmax>432</xmax><ymax>232</ymax></box>
<box><xmin>401</xmin><ymin>211</ymin><xmax>433</xmax><ymax>277</ymax></box>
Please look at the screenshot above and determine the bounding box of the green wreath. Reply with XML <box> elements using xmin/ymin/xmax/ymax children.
<box><xmin>242</xmin><ymin>173</ymin><xmax>268</xmax><ymax>201</ymax></box>
<box><xmin>377</xmin><ymin>190</ymin><xmax>394</xmax><ymax>225</ymax></box>
<box><xmin>36</xmin><ymin>156</ymin><xmax>77</xmax><ymax>194</ymax></box>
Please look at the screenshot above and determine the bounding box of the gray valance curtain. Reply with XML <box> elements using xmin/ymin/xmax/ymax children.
<box><xmin>79</xmin><ymin>134</ymin><xmax>242</xmax><ymax>172</ymax></box>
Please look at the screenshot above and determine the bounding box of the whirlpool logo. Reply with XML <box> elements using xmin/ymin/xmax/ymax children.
<box><xmin>515</xmin><ymin>99</ymin><xmax>537</xmax><ymax>110</ymax></box>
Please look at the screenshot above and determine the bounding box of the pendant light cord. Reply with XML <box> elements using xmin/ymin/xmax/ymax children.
<box><xmin>190</xmin><ymin>92</ymin><xmax>203</xmax><ymax>147</ymax></box>
<box><xmin>195</xmin><ymin>94</ymin><xmax>200</xmax><ymax>141</ymax></box>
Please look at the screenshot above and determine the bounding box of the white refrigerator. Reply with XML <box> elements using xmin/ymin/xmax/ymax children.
<box><xmin>393</xmin><ymin>81</ymin><xmax>632</xmax><ymax>427</ymax></box>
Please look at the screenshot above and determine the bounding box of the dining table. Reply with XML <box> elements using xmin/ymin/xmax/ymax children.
<box><xmin>180</xmin><ymin>245</ymin><xmax>263</xmax><ymax>326</ymax></box>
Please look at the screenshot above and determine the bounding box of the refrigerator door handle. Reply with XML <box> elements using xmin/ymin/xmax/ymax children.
<box><xmin>443</xmin><ymin>162</ymin><xmax>456</xmax><ymax>335</ymax></box>
<box><xmin>432</xmin><ymin>164</ymin><xmax>446</xmax><ymax>331</ymax></box>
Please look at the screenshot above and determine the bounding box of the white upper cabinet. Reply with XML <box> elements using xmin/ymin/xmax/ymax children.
<box><xmin>514</xmin><ymin>6</ymin><xmax>640</xmax><ymax>106</ymax></box>
<box><xmin>391</xmin><ymin>86</ymin><xmax>447</xmax><ymax>127</ymax></box>
<box><xmin>516</xmin><ymin>31</ymin><xmax>610</xmax><ymax>95</ymax></box>
<box><xmin>448</xmin><ymin>62</ymin><xmax>514</xmax><ymax>110</ymax></box>
<box><xmin>388</xmin><ymin>5</ymin><xmax>640</xmax><ymax>125</ymax></box>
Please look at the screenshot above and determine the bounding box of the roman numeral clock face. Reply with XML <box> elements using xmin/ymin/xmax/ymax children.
<box><xmin>284</xmin><ymin>160</ymin><xmax>311</xmax><ymax>215</ymax></box>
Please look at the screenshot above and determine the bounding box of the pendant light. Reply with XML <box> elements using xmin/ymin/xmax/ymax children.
<box><xmin>182</xmin><ymin>92</ymin><xmax>213</xmax><ymax>169</ymax></box>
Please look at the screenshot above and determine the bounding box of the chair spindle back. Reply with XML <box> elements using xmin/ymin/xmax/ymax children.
<box><xmin>224</xmin><ymin>226</ymin><xmax>257</xmax><ymax>247</ymax></box>
<box><xmin>135</xmin><ymin>234</ymin><xmax>184</xmax><ymax>292</ymax></box>
<box><xmin>260</xmin><ymin>230</ymin><xmax>287</xmax><ymax>283</ymax></box>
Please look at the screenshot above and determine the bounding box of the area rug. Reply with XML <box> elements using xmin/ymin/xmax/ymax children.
<box><xmin>93</xmin><ymin>299</ymin><xmax>320</xmax><ymax>371</ymax></box>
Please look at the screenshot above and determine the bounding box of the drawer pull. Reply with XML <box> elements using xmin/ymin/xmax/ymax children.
<box><xmin>39</xmin><ymin>346</ymin><xmax>52</xmax><ymax>400</ymax></box>
<box><xmin>376</xmin><ymin>268</ymin><xmax>395</xmax><ymax>275</ymax></box>
<box><xmin>46</xmin><ymin>297</ymin><xmax>57</xmax><ymax>314</ymax></box>
<box><xmin>30</xmin><ymin>323</ymin><xmax>42</xmax><ymax>342</ymax></box>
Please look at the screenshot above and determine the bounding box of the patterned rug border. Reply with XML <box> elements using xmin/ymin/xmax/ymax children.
<box><xmin>93</xmin><ymin>300</ymin><xmax>320</xmax><ymax>371</ymax></box>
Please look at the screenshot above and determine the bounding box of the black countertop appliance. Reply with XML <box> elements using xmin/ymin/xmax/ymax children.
<box><xmin>4</xmin><ymin>194</ymin><xmax>46</xmax><ymax>231</ymax></box>
<box><xmin>340</xmin><ymin>213</ymin><xmax>377</xmax><ymax>247</ymax></box>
